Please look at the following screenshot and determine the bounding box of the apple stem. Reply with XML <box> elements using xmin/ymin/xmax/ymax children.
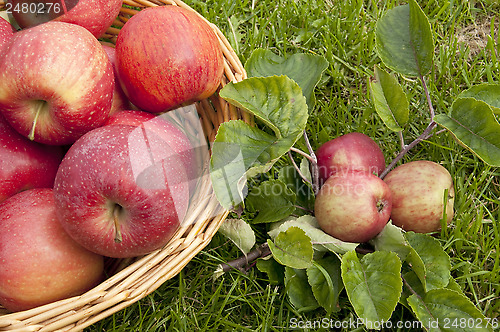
<box><xmin>113</xmin><ymin>204</ymin><xmax>123</xmax><ymax>243</ymax></box>
<box><xmin>379</xmin><ymin>120</ymin><xmax>437</xmax><ymax>179</ymax></box>
<box><xmin>28</xmin><ymin>101</ymin><xmax>45</xmax><ymax>141</ymax></box>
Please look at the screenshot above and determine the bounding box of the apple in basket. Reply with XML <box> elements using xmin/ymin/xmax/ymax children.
<box><xmin>0</xmin><ymin>21</ymin><xmax>114</xmax><ymax>145</ymax></box>
<box><xmin>9</xmin><ymin>0</ymin><xmax>123</xmax><ymax>38</ymax></box>
<box><xmin>0</xmin><ymin>114</ymin><xmax>64</xmax><ymax>203</ymax></box>
<box><xmin>101</xmin><ymin>44</ymin><xmax>132</xmax><ymax>115</ymax></box>
<box><xmin>0</xmin><ymin>188</ymin><xmax>104</xmax><ymax>312</ymax></box>
<box><xmin>115</xmin><ymin>5</ymin><xmax>224</xmax><ymax>113</ymax></box>
<box><xmin>54</xmin><ymin>124</ymin><xmax>190</xmax><ymax>258</ymax></box>
<box><xmin>0</xmin><ymin>17</ymin><xmax>14</xmax><ymax>52</ymax></box>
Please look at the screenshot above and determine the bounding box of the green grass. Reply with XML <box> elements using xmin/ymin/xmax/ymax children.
<box><xmin>87</xmin><ymin>0</ymin><xmax>500</xmax><ymax>330</ymax></box>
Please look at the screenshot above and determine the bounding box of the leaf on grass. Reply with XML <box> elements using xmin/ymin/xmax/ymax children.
<box><xmin>218</xmin><ymin>218</ymin><xmax>256</xmax><ymax>255</ymax></box>
<box><xmin>268</xmin><ymin>226</ymin><xmax>314</xmax><ymax>269</ymax></box>
<box><xmin>370</xmin><ymin>221</ymin><xmax>410</xmax><ymax>261</ymax></box>
<box><xmin>458</xmin><ymin>83</ymin><xmax>500</xmax><ymax>114</ymax></box>
<box><xmin>306</xmin><ymin>256</ymin><xmax>343</xmax><ymax>314</ymax></box>
<box><xmin>375</xmin><ymin>0</ymin><xmax>434</xmax><ymax>77</ymax></box>
<box><xmin>434</xmin><ymin>97</ymin><xmax>500</xmax><ymax>167</ymax></box>
<box><xmin>244</xmin><ymin>48</ymin><xmax>329</xmax><ymax>110</ymax></box>
<box><xmin>211</xmin><ymin>76</ymin><xmax>309</xmax><ymax>209</ymax></box>
<box><xmin>268</xmin><ymin>215</ymin><xmax>358</xmax><ymax>254</ymax></box>
<box><xmin>285</xmin><ymin>267</ymin><xmax>319</xmax><ymax>312</ymax></box>
<box><xmin>369</xmin><ymin>65</ymin><xmax>409</xmax><ymax>132</ymax></box>
<box><xmin>246</xmin><ymin>179</ymin><xmax>296</xmax><ymax>224</ymax></box>
<box><xmin>341</xmin><ymin>250</ymin><xmax>403</xmax><ymax>329</ymax></box>
<box><xmin>408</xmin><ymin>289</ymin><xmax>493</xmax><ymax>331</ymax></box>
<box><xmin>219</xmin><ymin>75</ymin><xmax>308</xmax><ymax>139</ymax></box>
<box><xmin>278</xmin><ymin>165</ymin><xmax>315</xmax><ymax>213</ymax></box>
<box><xmin>256</xmin><ymin>257</ymin><xmax>285</xmax><ymax>285</ymax></box>
<box><xmin>405</xmin><ymin>232</ymin><xmax>451</xmax><ymax>292</ymax></box>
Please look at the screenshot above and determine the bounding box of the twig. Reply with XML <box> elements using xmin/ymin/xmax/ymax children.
<box><xmin>379</xmin><ymin>121</ymin><xmax>437</xmax><ymax>179</ymax></box>
<box><xmin>302</xmin><ymin>130</ymin><xmax>320</xmax><ymax>194</ymax></box>
<box><xmin>420</xmin><ymin>75</ymin><xmax>435</xmax><ymax>120</ymax></box>
<box><xmin>221</xmin><ymin>243</ymin><xmax>271</xmax><ymax>273</ymax></box>
<box><xmin>288</xmin><ymin>151</ymin><xmax>312</xmax><ymax>186</ymax></box>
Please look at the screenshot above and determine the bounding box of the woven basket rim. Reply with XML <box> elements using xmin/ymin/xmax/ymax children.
<box><xmin>0</xmin><ymin>1</ymin><xmax>249</xmax><ymax>330</ymax></box>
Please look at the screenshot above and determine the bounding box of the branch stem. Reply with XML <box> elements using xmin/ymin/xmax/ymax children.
<box><xmin>221</xmin><ymin>243</ymin><xmax>271</xmax><ymax>273</ymax></box>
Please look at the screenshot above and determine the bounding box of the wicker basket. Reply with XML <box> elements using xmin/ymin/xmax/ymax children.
<box><xmin>0</xmin><ymin>0</ymin><xmax>248</xmax><ymax>330</ymax></box>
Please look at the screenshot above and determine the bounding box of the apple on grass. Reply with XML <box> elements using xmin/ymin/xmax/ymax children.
<box><xmin>0</xmin><ymin>188</ymin><xmax>104</xmax><ymax>312</ymax></box>
<box><xmin>54</xmin><ymin>124</ymin><xmax>190</xmax><ymax>258</ymax></box>
<box><xmin>9</xmin><ymin>0</ymin><xmax>123</xmax><ymax>38</ymax></box>
<box><xmin>314</xmin><ymin>170</ymin><xmax>392</xmax><ymax>243</ymax></box>
<box><xmin>0</xmin><ymin>114</ymin><xmax>64</xmax><ymax>203</ymax></box>
<box><xmin>115</xmin><ymin>5</ymin><xmax>224</xmax><ymax>113</ymax></box>
<box><xmin>383</xmin><ymin>160</ymin><xmax>454</xmax><ymax>233</ymax></box>
<box><xmin>0</xmin><ymin>21</ymin><xmax>114</xmax><ymax>145</ymax></box>
<box><xmin>316</xmin><ymin>132</ymin><xmax>386</xmax><ymax>185</ymax></box>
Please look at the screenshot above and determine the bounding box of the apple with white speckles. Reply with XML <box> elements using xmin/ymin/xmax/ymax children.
<box><xmin>101</xmin><ymin>44</ymin><xmax>131</xmax><ymax>115</ymax></box>
<box><xmin>54</xmin><ymin>124</ymin><xmax>190</xmax><ymax>258</ymax></box>
<box><xmin>314</xmin><ymin>170</ymin><xmax>392</xmax><ymax>243</ymax></box>
<box><xmin>0</xmin><ymin>115</ymin><xmax>64</xmax><ymax>203</ymax></box>
<box><xmin>0</xmin><ymin>188</ymin><xmax>104</xmax><ymax>312</ymax></box>
<box><xmin>383</xmin><ymin>160</ymin><xmax>454</xmax><ymax>233</ymax></box>
<box><xmin>115</xmin><ymin>6</ymin><xmax>224</xmax><ymax>113</ymax></box>
<box><xmin>0</xmin><ymin>21</ymin><xmax>114</xmax><ymax>145</ymax></box>
<box><xmin>10</xmin><ymin>0</ymin><xmax>123</xmax><ymax>38</ymax></box>
<box><xmin>0</xmin><ymin>17</ymin><xmax>14</xmax><ymax>52</ymax></box>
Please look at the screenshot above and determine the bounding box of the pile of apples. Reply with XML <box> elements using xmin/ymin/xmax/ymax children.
<box><xmin>0</xmin><ymin>1</ymin><xmax>224</xmax><ymax>312</ymax></box>
<box><xmin>314</xmin><ymin>132</ymin><xmax>455</xmax><ymax>243</ymax></box>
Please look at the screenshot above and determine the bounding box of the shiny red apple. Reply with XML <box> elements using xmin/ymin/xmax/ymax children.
<box><xmin>115</xmin><ymin>5</ymin><xmax>224</xmax><ymax>113</ymax></box>
<box><xmin>54</xmin><ymin>124</ymin><xmax>190</xmax><ymax>258</ymax></box>
<box><xmin>9</xmin><ymin>0</ymin><xmax>122</xmax><ymax>38</ymax></box>
<box><xmin>0</xmin><ymin>21</ymin><xmax>114</xmax><ymax>145</ymax></box>
<box><xmin>0</xmin><ymin>188</ymin><xmax>104</xmax><ymax>312</ymax></box>
<box><xmin>0</xmin><ymin>115</ymin><xmax>64</xmax><ymax>203</ymax></box>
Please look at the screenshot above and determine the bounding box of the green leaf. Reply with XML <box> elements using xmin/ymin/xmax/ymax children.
<box><xmin>434</xmin><ymin>97</ymin><xmax>500</xmax><ymax>167</ymax></box>
<box><xmin>375</xmin><ymin>0</ymin><xmax>434</xmax><ymax>77</ymax></box>
<box><xmin>458</xmin><ymin>83</ymin><xmax>500</xmax><ymax>114</ymax></box>
<box><xmin>244</xmin><ymin>49</ymin><xmax>329</xmax><ymax>110</ymax></box>
<box><xmin>256</xmin><ymin>257</ymin><xmax>285</xmax><ymax>285</ymax></box>
<box><xmin>218</xmin><ymin>218</ymin><xmax>256</xmax><ymax>255</ymax></box>
<box><xmin>211</xmin><ymin>76</ymin><xmax>309</xmax><ymax>209</ymax></box>
<box><xmin>285</xmin><ymin>267</ymin><xmax>319</xmax><ymax>312</ymax></box>
<box><xmin>306</xmin><ymin>256</ymin><xmax>343</xmax><ymax>314</ymax></box>
<box><xmin>278</xmin><ymin>165</ymin><xmax>315</xmax><ymax>213</ymax></box>
<box><xmin>370</xmin><ymin>221</ymin><xmax>411</xmax><ymax>261</ymax></box>
<box><xmin>268</xmin><ymin>226</ymin><xmax>314</xmax><ymax>269</ymax></box>
<box><xmin>369</xmin><ymin>66</ymin><xmax>409</xmax><ymax>131</ymax></box>
<box><xmin>408</xmin><ymin>289</ymin><xmax>493</xmax><ymax>331</ymax></box>
<box><xmin>219</xmin><ymin>75</ymin><xmax>308</xmax><ymax>139</ymax></box>
<box><xmin>405</xmin><ymin>232</ymin><xmax>451</xmax><ymax>292</ymax></box>
<box><xmin>246</xmin><ymin>180</ymin><xmax>296</xmax><ymax>224</ymax></box>
<box><xmin>400</xmin><ymin>270</ymin><xmax>425</xmax><ymax>308</ymax></box>
<box><xmin>341</xmin><ymin>250</ymin><xmax>403</xmax><ymax>329</ymax></box>
<box><xmin>268</xmin><ymin>215</ymin><xmax>358</xmax><ymax>254</ymax></box>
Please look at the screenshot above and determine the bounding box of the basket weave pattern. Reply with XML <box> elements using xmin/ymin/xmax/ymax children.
<box><xmin>0</xmin><ymin>0</ymin><xmax>247</xmax><ymax>330</ymax></box>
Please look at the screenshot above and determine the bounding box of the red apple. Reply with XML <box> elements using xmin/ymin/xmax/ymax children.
<box><xmin>54</xmin><ymin>124</ymin><xmax>190</xmax><ymax>258</ymax></box>
<box><xmin>0</xmin><ymin>115</ymin><xmax>64</xmax><ymax>203</ymax></box>
<box><xmin>9</xmin><ymin>0</ymin><xmax>122</xmax><ymax>38</ymax></box>
<box><xmin>314</xmin><ymin>171</ymin><xmax>392</xmax><ymax>243</ymax></box>
<box><xmin>0</xmin><ymin>17</ymin><xmax>14</xmax><ymax>52</ymax></box>
<box><xmin>0</xmin><ymin>188</ymin><xmax>104</xmax><ymax>312</ymax></box>
<box><xmin>0</xmin><ymin>21</ymin><xmax>114</xmax><ymax>145</ymax></box>
<box><xmin>105</xmin><ymin>110</ymin><xmax>197</xmax><ymax>185</ymax></box>
<box><xmin>383</xmin><ymin>160</ymin><xmax>454</xmax><ymax>233</ymax></box>
<box><xmin>316</xmin><ymin>132</ymin><xmax>386</xmax><ymax>185</ymax></box>
<box><xmin>115</xmin><ymin>6</ymin><xmax>224</xmax><ymax>113</ymax></box>
<box><xmin>101</xmin><ymin>43</ymin><xmax>131</xmax><ymax>115</ymax></box>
